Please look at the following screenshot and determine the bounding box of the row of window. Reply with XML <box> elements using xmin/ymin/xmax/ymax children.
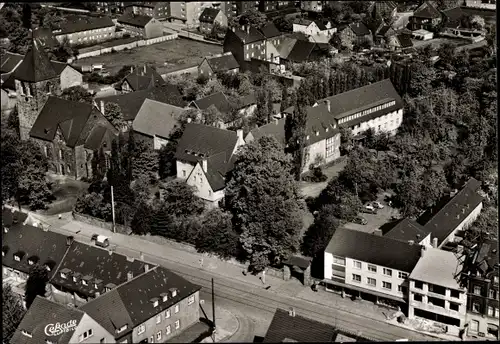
<box><xmin>473</xmin><ymin>285</ymin><xmax>499</xmax><ymax>299</ymax></box>
<box><xmin>351</xmin><ymin>260</ymin><xmax>408</xmax><ymax>279</ymax></box>
<box><xmin>78</xmin><ymin>329</ymin><xmax>93</xmax><ymax>342</ymax></box>
<box><xmin>69</xmin><ymin>33</ymin><xmax>113</xmax><ymax>44</ymax></box>
<box><xmin>351</xmin><ymin>274</ymin><xmax>405</xmax><ymax>292</ymax></box>
<box><xmin>351</xmin><ymin>117</ymin><xmax>401</xmax><ymax>133</ymax></box>
<box><xmin>472</xmin><ymin>302</ymin><xmax>500</xmax><ymax>317</ymax></box>
<box><xmin>338</xmin><ymin>101</ymin><xmax>396</xmax><ymax>125</ymax></box>
<box><xmin>325</xmin><ymin>136</ymin><xmax>338</xmax><ymax>158</ymax></box>
<box><xmin>412</xmin><ymin>293</ymin><xmax>461</xmax><ymax>311</ymax></box>
<box><xmin>413</xmin><ymin>281</ymin><xmax>462</xmax><ymax>298</ymax></box>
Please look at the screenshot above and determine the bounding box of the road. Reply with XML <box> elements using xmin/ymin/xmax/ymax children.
<box><xmin>36</xmin><ymin>214</ymin><xmax>441</xmax><ymax>342</ymax></box>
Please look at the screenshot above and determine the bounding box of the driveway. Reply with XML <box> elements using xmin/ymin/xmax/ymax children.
<box><xmin>344</xmin><ymin>197</ymin><xmax>400</xmax><ymax>234</ymax></box>
<box><xmin>300</xmin><ymin>158</ymin><xmax>347</xmax><ymax>198</ymax></box>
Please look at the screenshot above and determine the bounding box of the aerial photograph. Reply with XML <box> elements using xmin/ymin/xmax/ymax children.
<box><xmin>0</xmin><ymin>1</ymin><xmax>497</xmax><ymax>343</ymax></box>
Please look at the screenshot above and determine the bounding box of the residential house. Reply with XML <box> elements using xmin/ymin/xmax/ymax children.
<box><xmin>29</xmin><ymin>97</ymin><xmax>118</xmax><ymax>179</ymax></box>
<box><xmin>293</xmin><ymin>18</ymin><xmax>321</xmax><ymax>36</ymax></box>
<box><xmin>384</xmin><ymin>218</ymin><xmax>432</xmax><ymax>247</ymax></box>
<box><xmin>132</xmin><ymin>99</ymin><xmax>187</xmax><ymax>150</ymax></box>
<box><xmin>12</xmin><ymin>37</ymin><xmax>83</xmax><ymax>140</ymax></box>
<box><xmin>2</xmin><ymin>220</ymin><xmax>72</xmax><ymax>296</ymax></box>
<box><xmin>218</xmin><ymin>1</ymin><xmax>237</xmax><ymax>20</ymax></box>
<box><xmin>96</xmin><ymin>2</ymin><xmax>128</xmax><ymax>15</ymax></box>
<box><xmin>11</xmin><ymin>296</ymin><xmax>114</xmax><ymax>344</ymax></box>
<box><xmin>409</xmin><ymin>1</ymin><xmax>442</xmax><ymax>31</ymax></box>
<box><xmin>168</xmin><ymin>1</ymin><xmax>215</xmax><ymax>28</ymax></box>
<box><xmin>95</xmin><ymin>84</ymin><xmax>185</xmax><ymax>125</ymax></box>
<box><xmin>338</xmin><ymin>22</ymin><xmax>372</xmax><ymax>48</ymax></box>
<box><xmin>324</xmin><ymin>227</ymin><xmax>423</xmax><ymax>309</ymax></box>
<box><xmin>419</xmin><ymin>178</ymin><xmax>484</xmax><ymax>250</ymax></box>
<box><xmin>175</xmin><ymin>123</ymin><xmax>245</xmax><ymax>207</ymax></box>
<box><xmin>301</xmin><ymin>1</ymin><xmax>323</xmax><ymax>13</ymax></box>
<box><xmin>235</xmin><ymin>1</ymin><xmax>259</xmax><ymax>15</ymax></box>
<box><xmin>314</xmin><ymin>79</ymin><xmax>404</xmax><ymax>138</ymax></box>
<box><xmin>459</xmin><ymin>239</ymin><xmax>499</xmax><ymax>339</ymax></box>
<box><xmin>463</xmin><ymin>0</ymin><xmax>496</xmax><ymax>10</ymax></box>
<box><xmin>32</xmin><ymin>27</ymin><xmax>60</xmax><ymax>49</ymax></box>
<box><xmin>223</xmin><ymin>25</ymin><xmax>266</xmax><ymax>67</ymax></box>
<box><xmin>245</xmin><ymin>117</ymin><xmax>286</xmax><ymax>145</ymax></box>
<box><xmin>198</xmin><ymin>52</ymin><xmax>240</xmax><ymax>79</ymax></box>
<box><xmin>408</xmin><ymin>247</ymin><xmax>467</xmax><ymax>328</ymax></box>
<box><xmin>119</xmin><ymin>65</ymin><xmax>166</xmax><ymax>93</ymax></box>
<box><xmin>199</xmin><ymin>7</ymin><xmax>228</xmax><ymax>34</ymax></box>
<box><xmin>391</xmin><ymin>33</ymin><xmax>414</xmax><ymax>51</ymax></box>
<box><xmin>117</xmin><ymin>13</ymin><xmax>164</xmax><ymax>39</ymax></box>
<box><xmin>258</xmin><ymin>0</ymin><xmax>295</xmax><ymax>13</ymax></box>
<box><xmin>126</xmin><ymin>2</ymin><xmax>170</xmax><ymax>20</ymax></box>
<box><xmin>50</xmin><ymin>241</ymin><xmax>149</xmax><ymax>306</ymax></box>
<box><xmin>80</xmin><ymin>266</ymin><xmax>203</xmax><ymax>343</ymax></box>
<box><xmin>367</xmin><ymin>1</ymin><xmax>398</xmax><ymax>19</ymax></box>
<box><xmin>441</xmin><ymin>6</ymin><xmax>486</xmax><ymax>42</ymax></box>
<box><xmin>375</xmin><ymin>25</ymin><xmax>397</xmax><ymax>47</ymax></box>
<box><xmin>282</xmin><ymin>40</ymin><xmax>332</xmax><ymax>63</ymax></box>
<box><xmin>53</xmin><ymin>17</ymin><xmax>116</xmax><ymax>46</ymax></box>
<box><xmin>259</xmin><ymin>22</ymin><xmax>284</xmax><ymax>52</ymax></box>
<box><xmin>1</xmin><ymin>52</ymin><xmax>25</xmax><ymax>113</ymax></box>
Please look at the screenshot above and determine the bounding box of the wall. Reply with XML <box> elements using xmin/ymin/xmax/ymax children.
<box><xmin>301</xmin><ymin>133</ymin><xmax>341</xmax><ymax>173</ymax></box>
<box><xmin>60</xmin><ymin>66</ymin><xmax>83</xmax><ymax>90</ymax></box>
<box><xmin>465</xmin><ymin>311</ymin><xmax>499</xmax><ymax>339</ymax></box>
<box><xmin>351</xmin><ymin>109</ymin><xmax>403</xmax><ymax>137</ymax></box>
<box><xmin>56</xmin><ymin>26</ymin><xmax>116</xmax><ymax>46</ymax></box>
<box><xmin>68</xmin><ymin>313</ymin><xmax>115</xmax><ymax>344</ymax></box>
<box><xmin>243</xmin><ymin>41</ymin><xmax>266</xmax><ymax>61</ymax></box>
<box><xmin>176</xmin><ymin>160</ymin><xmax>195</xmax><ymax>180</ymax></box>
<box><xmin>73</xmin><ymin>212</ymin><xmax>132</xmax><ymax>235</ymax></box>
<box><xmin>153</xmin><ymin>135</ymin><xmax>170</xmax><ymax>150</ymax></box>
<box><xmin>198</xmin><ymin>59</ymin><xmax>214</xmax><ymax>77</ymax></box>
<box><xmin>132</xmin><ymin>291</ymin><xmax>200</xmax><ymax>343</ymax></box>
<box><xmin>293</xmin><ymin>23</ymin><xmax>320</xmax><ymax>36</ymax></box>
<box><xmin>200</xmin><ymin>21</ymin><xmax>214</xmax><ymax>34</ymax></box>
<box><xmin>408</xmin><ymin>279</ymin><xmax>467</xmax><ymax>326</ymax></box>
<box><xmin>145</xmin><ymin>19</ymin><xmax>164</xmax><ymax>39</ymax></box>
<box><xmin>186</xmin><ymin>162</ymin><xmax>223</xmax><ymax>205</ymax></box>
<box><xmin>439</xmin><ymin>203</ymin><xmax>483</xmax><ymax>248</ymax></box>
<box><xmin>1</xmin><ymin>89</ymin><xmax>17</xmax><ymax>114</ymax></box>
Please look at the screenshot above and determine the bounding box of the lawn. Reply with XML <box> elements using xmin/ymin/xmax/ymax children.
<box><xmin>72</xmin><ymin>38</ymin><xmax>223</xmax><ymax>75</ymax></box>
<box><xmin>39</xmin><ymin>176</ymin><xmax>89</xmax><ymax>216</ymax></box>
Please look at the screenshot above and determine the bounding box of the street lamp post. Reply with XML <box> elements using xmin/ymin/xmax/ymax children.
<box><xmin>111</xmin><ymin>185</ymin><xmax>116</xmax><ymax>233</ymax></box>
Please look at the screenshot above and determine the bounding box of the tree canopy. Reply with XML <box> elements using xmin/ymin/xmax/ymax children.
<box><xmin>3</xmin><ymin>284</ymin><xmax>26</xmax><ymax>343</ymax></box>
<box><xmin>25</xmin><ymin>264</ymin><xmax>49</xmax><ymax>309</ymax></box>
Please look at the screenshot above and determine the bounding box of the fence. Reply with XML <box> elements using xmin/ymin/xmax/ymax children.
<box><xmin>176</xmin><ymin>30</ymin><xmax>222</xmax><ymax>46</ymax></box>
<box><xmin>72</xmin><ymin>211</ymin><xmax>132</xmax><ymax>235</ymax></box>
<box><xmin>72</xmin><ymin>33</ymin><xmax>179</xmax><ymax>60</ymax></box>
<box><xmin>161</xmin><ymin>64</ymin><xmax>199</xmax><ymax>78</ymax></box>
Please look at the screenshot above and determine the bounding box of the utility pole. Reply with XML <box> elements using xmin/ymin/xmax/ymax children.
<box><xmin>211</xmin><ymin>278</ymin><xmax>216</xmax><ymax>342</ymax></box>
<box><xmin>354</xmin><ymin>182</ymin><xmax>359</xmax><ymax>198</ymax></box>
<box><xmin>111</xmin><ymin>185</ymin><xmax>116</xmax><ymax>233</ymax></box>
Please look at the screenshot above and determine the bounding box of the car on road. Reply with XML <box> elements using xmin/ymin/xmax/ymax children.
<box><xmin>362</xmin><ymin>204</ymin><xmax>378</xmax><ymax>214</ymax></box>
<box><xmin>91</xmin><ymin>234</ymin><xmax>110</xmax><ymax>248</ymax></box>
<box><xmin>353</xmin><ymin>216</ymin><xmax>368</xmax><ymax>225</ymax></box>
<box><xmin>372</xmin><ymin>201</ymin><xmax>384</xmax><ymax>209</ymax></box>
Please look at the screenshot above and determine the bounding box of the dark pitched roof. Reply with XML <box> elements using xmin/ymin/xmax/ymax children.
<box><xmin>205</xmin><ymin>53</ymin><xmax>240</xmax><ymax>73</ymax></box>
<box><xmin>384</xmin><ymin>218</ymin><xmax>430</xmax><ymax>243</ymax></box>
<box><xmin>2</xmin><ymin>223</ymin><xmax>70</xmax><ymax>278</ymax></box>
<box><xmin>397</xmin><ymin>34</ymin><xmax>413</xmax><ymax>48</ymax></box>
<box><xmin>122</xmin><ymin>65</ymin><xmax>166</xmax><ymax>92</ymax></box>
<box><xmin>11</xmin><ymin>296</ymin><xmax>85</xmax><ymax>344</ymax></box>
<box><xmin>293</xmin><ymin>18</ymin><xmax>313</xmax><ymax>26</ymax></box>
<box><xmin>118</xmin><ymin>13</ymin><xmax>154</xmax><ymax>28</ymax></box>
<box><xmin>57</xmin><ymin>16</ymin><xmax>115</xmax><ymax>35</ymax></box>
<box><xmin>286</xmin><ymin>40</ymin><xmax>320</xmax><ymax>62</ymax></box>
<box><xmin>414</xmin><ymin>1</ymin><xmax>442</xmax><ymax>19</ymax></box>
<box><xmin>287</xmin><ymin>31</ymin><xmax>310</xmax><ymax>42</ymax></box>
<box><xmin>377</xmin><ymin>25</ymin><xmax>394</xmax><ymax>37</ymax></box>
<box><xmin>349</xmin><ymin>22</ymin><xmax>371</xmax><ymax>36</ymax></box>
<box><xmin>230</xmin><ymin>26</ymin><xmax>266</xmax><ymax>44</ymax></box>
<box><xmin>442</xmin><ymin>7</ymin><xmax>470</xmax><ymax>29</ymax></box>
<box><xmin>326</xmin><ymin>227</ymin><xmax>423</xmax><ymax>272</ymax></box>
<box><xmin>190</xmin><ymin>92</ymin><xmax>232</xmax><ymax>114</ymax></box>
<box><xmin>314</xmin><ymin>20</ymin><xmax>328</xmax><ymax>31</ymax></box>
<box><xmin>32</xmin><ymin>28</ymin><xmax>59</xmax><ymax>48</ymax></box>
<box><xmin>277</xmin><ymin>36</ymin><xmax>298</xmax><ymax>59</ymax></box>
<box><xmin>199</xmin><ymin>7</ymin><xmax>220</xmax><ymax>23</ymax></box>
<box><xmin>1</xmin><ymin>52</ymin><xmax>24</xmax><ymax>73</ymax></box>
<box><xmin>175</xmin><ymin>122</ymin><xmax>238</xmax><ymax>164</ymax></box>
<box><xmin>318</xmin><ymin>79</ymin><xmax>403</xmax><ymax>127</ymax></box>
<box><xmin>80</xmin><ymin>266</ymin><xmax>201</xmax><ymax>336</ymax></box>
<box><xmin>259</xmin><ymin>22</ymin><xmax>281</xmax><ymax>38</ymax></box>
<box><xmin>83</xmin><ymin>124</ymin><xmax>116</xmax><ymax>151</ymax></box>
<box><xmin>264</xmin><ymin>308</ymin><xmax>336</xmax><ymax>343</ymax></box>
<box><xmin>422</xmin><ymin>178</ymin><xmax>483</xmax><ymax>246</ymax></box>
<box><xmin>51</xmin><ymin>241</ymin><xmax>148</xmax><ymax>298</ymax></box>
<box><xmin>132</xmin><ymin>99</ymin><xmax>186</xmax><ymax>139</ymax></box>
<box><xmin>97</xmin><ymin>84</ymin><xmax>185</xmax><ymax>121</ymax></box>
<box><xmin>13</xmin><ymin>39</ymin><xmax>58</xmax><ymax>82</ymax></box>
<box><xmin>248</xmin><ymin>118</ymin><xmax>286</xmax><ymax>144</ymax></box>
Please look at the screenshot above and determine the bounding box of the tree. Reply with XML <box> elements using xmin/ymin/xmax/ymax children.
<box><xmin>130</xmin><ymin>201</ymin><xmax>153</xmax><ymax>235</ymax></box>
<box><xmin>469</xmin><ymin>206</ymin><xmax>498</xmax><ymax>239</ymax></box>
<box><xmin>408</xmin><ymin>62</ymin><xmax>437</xmax><ymax>97</ymax></box>
<box><xmin>330</xmin><ymin>191</ymin><xmax>362</xmax><ymax>222</ymax></box>
<box><xmin>339</xmin><ymin>127</ymin><xmax>354</xmax><ymax>155</ymax></box>
<box><xmin>60</xmin><ymin>85</ymin><xmax>93</xmax><ymax>103</ymax></box>
<box><xmin>90</xmin><ymin>147</ymin><xmax>107</xmax><ymax>181</ymax></box>
<box><xmin>225</xmin><ymin>136</ymin><xmax>304</xmax><ymax>271</ymax></box>
<box><xmin>285</xmin><ymin>96</ymin><xmax>309</xmax><ymax>180</ymax></box>
<box><xmin>234</xmin><ymin>9</ymin><xmax>268</xmax><ymax>28</ymax></box>
<box><xmin>25</xmin><ymin>264</ymin><xmax>49</xmax><ymax>309</ymax></box>
<box><xmin>22</xmin><ymin>4</ymin><xmax>32</xmax><ymax>29</ymax></box>
<box><xmin>273</xmin><ymin>16</ymin><xmax>294</xmax><ymax>32</ymax></box>
<box><xmin>127</xmin><ymin>134</ymin><xmax>159</xmax><ymax>183</ymax></box>
<box><xmin>202</xmin><ymin>104</ymin><xmax>223</xmax><ymax>126</ymax></box>
<box><xmin>195</xmin><ymin>209</ymin><xmax>239</xmax><ymax>259</ymax></box>
<box><xmin>301</xmin><ymin>204</ymin><xmax>341</xmax><ymax>258</ymax></box>
<box><xmin>3</xmin><ymin>284</ymin><xmax>26</xmax><ymax>343</ymax></box>
<box><xmin>103</xmin><ymin>102</ymin><xmax>126</xmax><ymax>130</ymax></box>
<box><xmin>158</xmin><ymin>179</ymin><xmax>205</xmax><ymax>218</ymax></box>
<box><xmin>158</xmin><ymin>141</ymin><xmax>177</xmax><ymax>179</ymax></box>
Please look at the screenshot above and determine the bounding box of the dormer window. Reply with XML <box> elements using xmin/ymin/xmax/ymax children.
<box><xmin>150</xmin><ymin>298</ymin><xmax>159</xmax><ymax>307</ymax></box>
<box><xmin>14</xmin><ymin>255</ymin><xmax>21</xmax><ymax>262</ymax></box>
<box><xmin>170</xmin><ymin>288</ymin><xmax>177</xmax><ymax>298</ymax></box>
<box><xmin>116</xmin><ymin>324</ymin><xmax>128</xmax><ymax>333</ymax></box>
<box><xmin>61</xmin><ymin>272</ymin><xmax>67</xmax><ymax>279</ymax></box>
<box><xmin>82</xmin><ymin>280</ymin><xmax>88</xmax><ymax>286</ymax></box>
<box><xmin>161</xmin><ymin>293</ymin><xmax>168</xmax><ymax>302</ymax></box>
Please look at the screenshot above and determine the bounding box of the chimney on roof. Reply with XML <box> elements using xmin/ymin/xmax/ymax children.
<box><xmin>202</xmin><ymin>159</ymin><xmax>208</xmax><ymax>173</ymax></box>
<box><xmin>145</xmin><ymin>264</ymin><xmax>150</xmax><ymax>272</ymax></box>
<box><xmin>100</xmin><ymin>100</ymin><xmax>105</xmax><ymax>115</ymax></box>
<box><xmin>142</xmin><ymin>65</ymin><xmax>146</xmax><ymax>75</ymax></box>
<box><xmin>325</xmin><ymin>99</ymin><xmax>331</xmax><ymax>112</ymax></box>
<box><xmin>66</xmin><ymin>236</ymin><xmax>74</xmax><ymax>247</ymax></box>
<box><xmin>247</xmin><ymin>25</ymin><xmax>250</xmax><ymax>34</ymax></box>
<box><xmin>432</xmin><ymin>237</ymin><xmax>438</xmax><ymax>248</ymax></box>
<box><xmin>416</xmin><ymin>234</ymin><xmax>421</xmax><ymax>241</ymax></box>
<box><xmin>373</xmin><ymin>229</ymin><xmax>382</xmax><ymax>236</ymax></box>
<box><xmin>236</xmin><ymin>129</ymin><xmax>243</xmax><ymax>143</ymax></box>
<box><xmin>130</xmin><ymin>66</ymin><xmax>133</xmax><ymax>74</ymax></box>
<box><xmin>3</xmin><ymin>227</ymin><xmax>8</xmax><ymax>233</ymax></box>
<box><xmin>108</xmin><ymin>250</ymin><xmax>113</xmax><ymax>256</ymax></box>
<box><xmin>127</xmin><ymin>271</ymin><xmax>133</xmax><ymax>281</ymax></box>
<box><xmin>408</xmin><ymin>240</ymin><xmax>414</xmax><ymax>246</ymax></box>
<box><xmin>289</xmin><ymin>307</ymin><xmax>296</xmax><ymax>317</ymax></box>
<box><xmin>421</xmin><ymin>245</ymin><xmax>426</xmax><ymax>257</ymax></box>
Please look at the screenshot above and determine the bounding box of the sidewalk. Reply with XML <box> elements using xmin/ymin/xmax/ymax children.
<box><xmin>200</xmin><ymin>303</ymin><xmax>239</xmax><ymax>343</ymax></box>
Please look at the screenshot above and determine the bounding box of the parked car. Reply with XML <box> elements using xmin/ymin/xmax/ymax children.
<box><xmin>362</xmin><ymin>208</ymin><xmax>377</xmax><ymax>214</ymax></box>
<box><xmin>372</xmin><ymin>201</ymin><xmax>384</xmax><ymax>209</ymax></box>
<box><xmin>91</xmin><ymin>234</ymin><xmax>110</xmax><ymax>248</ymax></box>
<box><xmin>353</xmin><ymin>216</ymin><xmax>368</xmax><ymax>225</ymax></box>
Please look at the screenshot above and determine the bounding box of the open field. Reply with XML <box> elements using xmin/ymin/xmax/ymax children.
<box><xmin>72</xmin><ymin>38</ymin><xmax>222</xmax><ymax>75</ymax></box>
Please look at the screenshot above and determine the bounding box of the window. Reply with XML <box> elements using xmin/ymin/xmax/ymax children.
<box><xmin>352</xmin><ymin>274</ymin><xmax>361</xmax><ymax>283</ymax></box>
<box><xmin>182</xmin><ymin>170</ymin><xmax>186</xmax><ymax>177</ymax></box>
<box><xmin>174</xmin><ymin>304</ymin><xmax>179</xmax><ymax>313</ymax></box>
<box><xmin>383</xmin><ymin>282</ymin><xmax>392</xmax><ymax>290</ymax></box>
<box><xmin>325</xmin><ymin>136</ymin><xmax>337</xmax><ymax>158</ymax></box>
<box><xmin>470</xmin><ymin>320</ymin><xmax>479</xmax><ymax>332</ymax></box>
<box><xmin>413</xmin><ymin>293</ymin><xmax>423</xmax><ymax>302</ymax></box>
<box><xmin>488</xmin><ymin>306</ymin><xmax>494</xmax><ymax>316</ymax></box>
<box><xmin>472</xmin><ymin>302</ymin><xmax>481</xmax><ymax>313</ymax></box>
<box><xmin>156</xmin><ymin>331</ymin><xmax>162</xmax><ymax>341</ymax></box>
<box><xmin>353</xmin><ymin>261</ymin><xmax>361</xmax><ymax>269</ymax></box>
<box><xmin>82</xmin><ymin>279</ymin><xmax>88</xmax><ymax>286</ymax></box>
<box><xmin>398</xmin><ymin>285</ymin><xmax>407</xmax><ymax>294</ymax></box>
<box><xmin>398</xmin><ymin>272</ymin><xmax>408</xmax><ymax>279</ymax></box>
<box><xmin>174</xmin><ymin>320</ymin><xmax>180</xmax><ymax>330</ymax></box>
<box><xmin>333</xmin><ymin>256</ymin><xmax>345</xmax><ymax>265</ymax></box>
<box><xmin>166</xmin><ymin>325</ymin><xmax>171</xmax><ymax>335</ymax></box>
<box><xmin>367</xmin><ymin>277</ymin><xmax>376</xmax><ymax>286</ymax></box>
<box><xmin>61</xmin><ymin>272</ymin><xmax>67</xmax><ymax>279</ymax></box>
<box><xmin>137</xmin><ymin>324</ymin><xmax>146</xmax><ymax>335</ymax></box>
<box><xmin>80</xmin><ymin>329</ymin><xmax>93</xmax><ymax>341</ymax></box>
<box><xmin>165</xmin><ymin>309</ymin><xmax>171</xmax><ymax>318</ymax></box>
<box><xmin>414</xmin><ymin>281</ymin><xmax>423</xmax><ymax>289</ymax></box>
<box><xmin>188</xmin><ymin>295</ymin><xmax>195</xmax><ymax>305</ymax></box>
<box><xmin>156</xmin><ymin>315</ymin><xmax>161</xmax><ymax>324</ymax></box>
<box><xmin>450</xmin><ymin>289</ymin><xmax>460</xmax><ymax>298</ymax></box>
<box><xmin>149</xmin><ymin>336</ymin><xmax>154</xmax><ymax>343</ymax></box>
<box><xmin>368</xmin><ymin>265</ymin><xmax>377</xmax><ymax>273</ymax></box>
<box><xmin>474</xmin><ymin>286</ymin><xmax>482</xmax><ymax>295</ymax></box>
<box><xmin>59</xmin><ymin>149</ymin><xmax>63</xmax><ymax>159</ymax></box>
<box><xmin>14</xmin><ymin>255</ymin><xmax>20</xmax><ymax>262</ymax></box>
<box><xmin>489</xmin><ymin>289</ymin><xmax>496</xmax><ymax>299</ymax></box>
<box><xmin>383</xmin><ymin>268</ymin><xmax>392</xmax><ymax>277</ymax></box>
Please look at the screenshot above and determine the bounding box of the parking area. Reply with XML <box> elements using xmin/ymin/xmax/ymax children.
<box><xmin>344</xmin><ymin>195</ymin><xmax>400</xmax><ymax>234</ymax></box>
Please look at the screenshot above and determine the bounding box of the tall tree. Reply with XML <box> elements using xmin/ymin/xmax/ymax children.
<box><xmin>60</xmin><ymin>86</ymin><xmax>93</xmax><ymax>104</ymax></box>
<box><xmin>285</xmin><ymin>95</ymin><xmax>309</xmax><ymax>180</ymax></box>
<box><xmin>226</xmin><ymin>136</ymin><xmax>304</xmax><ymax>271</ymax></box>
<box><xmin>3</xmin><ymin>284</ymin><xmax>26</xmax><ymax>343</ymax></box>
<box><xmin>301</xmin><ymin>204</ymin><xmax>341</xmax><ymax>258</ymax></box>
<box><xmin>25</xmin><ymin>264</ymin><xmax>49</xmax><ymax>309</ymax></box>
<box><xmin>104</xmin><ymin>102</ymin><xmax>126</xmax><ymax>130</ymax></box>
<box><xmin>195</xmin><ymin>209</ymin><xmax>239</xmax><ymax>260</ymax></box>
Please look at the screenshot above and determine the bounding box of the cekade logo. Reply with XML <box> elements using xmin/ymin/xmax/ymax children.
<box><xmin>44</xmin><ymin>320</ymin><xmax>78</xmax><ymax>336</ymax></box>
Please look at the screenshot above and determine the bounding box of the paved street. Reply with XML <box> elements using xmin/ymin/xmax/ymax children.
<box><xmin>25</xmin><ymin>210</ymin><xmax>444</xmax><ymax>342</ymax></box>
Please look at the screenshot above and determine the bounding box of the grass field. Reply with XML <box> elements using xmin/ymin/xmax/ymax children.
<box><xmin>72</xmin><ymin>38</ymin><xmax>223</xmax><ymax>75</ymax></box>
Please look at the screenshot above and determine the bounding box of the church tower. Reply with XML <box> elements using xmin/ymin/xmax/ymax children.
<box><xmin>14</xmin><ymin>31</ymin><xmax>60</xmax><ymax>140</ymax></box>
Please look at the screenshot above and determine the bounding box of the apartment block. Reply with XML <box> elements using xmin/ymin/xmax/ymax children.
<box><xmin>169</xmin><ymin>1</ymin><xmax>216</xmax><ymax>28</ymax></box>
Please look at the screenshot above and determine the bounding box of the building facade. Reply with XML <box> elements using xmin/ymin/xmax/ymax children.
<box><xmin>301</xmin><ymin>1</ymin><xmax>323</xmax><ymax>13</ymax></box>
<box><xmin>199</xmin><ymin>8</ymin><xmax>228</xmax><ymax>34</ymax></box>
<box><xmin>53</xmin><ymin>18</ymin><xmax>116</xmax><ymax>46</ymax></box>
<box><xmin>118</xmin><ymin>14</ymin><xmax>164</xmax><ymax>39</ymax></box>
<box><xmin>127</xmin><ymin>2</ymin><xmax>169</xmax><ymax>20</ymax></box>
<box><xmin>223</xmin><ymin>26</ymin><xmax>266</xmax><ymax>66</ymax></box>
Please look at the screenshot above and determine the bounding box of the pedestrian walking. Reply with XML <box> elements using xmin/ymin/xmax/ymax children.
<box><xmin>199</xmin><ymin>258</ymin><xmax>204</xmax><ymax>268</ymax></box>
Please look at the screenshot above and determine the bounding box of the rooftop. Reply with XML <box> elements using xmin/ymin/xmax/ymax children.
<box><xmin>190</xmin><ymin>92</ymin><xmax>232</xmax><ymax>114</ymax></box>
<box><xmin>228</xmin><ymin>25</ymin><xmax>266</xmax><ymax>44</ymax></box>
<box><xmin>122</xmin><ymin>65</ymin><xmax>166</xmax><ymax>92</ymax></box>
<box><xmin>132</xmin><ymin>99</ymin><xmax>186</xmax><ymax>139</ymax></box>
<box><xmin>409</xmin><ymin>247</ymin><xmax>463</xmax><ymax>290</ymax></box>
<box><xmin>247</xmin><ymin>118</ymin><xmax>286</xmax><ymax>145</ymax></box>
<box><xmin>14</xmin><ymin>38</ymin><xmax>58</xmax><ymax>82</ymax></box>
<box><xmin>326</xmin><ymin>227</ymin><xmax>423</xmax><ymax>273</ymax></box>
<box><xmin>384</xmin><ymin>218</ymin><xmax>430</xmax><ymax>243</ymax></box>
<box><xmin>204</xmin><ymin>52</ymin><xmax>240</xmax><ymax>73</ymax></box>
<box><xmin>413</xmin><ymin>1</ymin><xmax>442</xmax><ymax>19</ymax></box>
<box><xmin>57</xmin><ymin>16</ymin><xmax>115</xmax><ymax>35</ymax></box>
<box><xmin>118</xmin><ymin>13</ymin><xmax>154</xmax><ymax>28</ymax></box>
<box><xmin>199</xmin><ymin>7</ymin><xmax>220</xmax><ymax>24</ymax></box>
